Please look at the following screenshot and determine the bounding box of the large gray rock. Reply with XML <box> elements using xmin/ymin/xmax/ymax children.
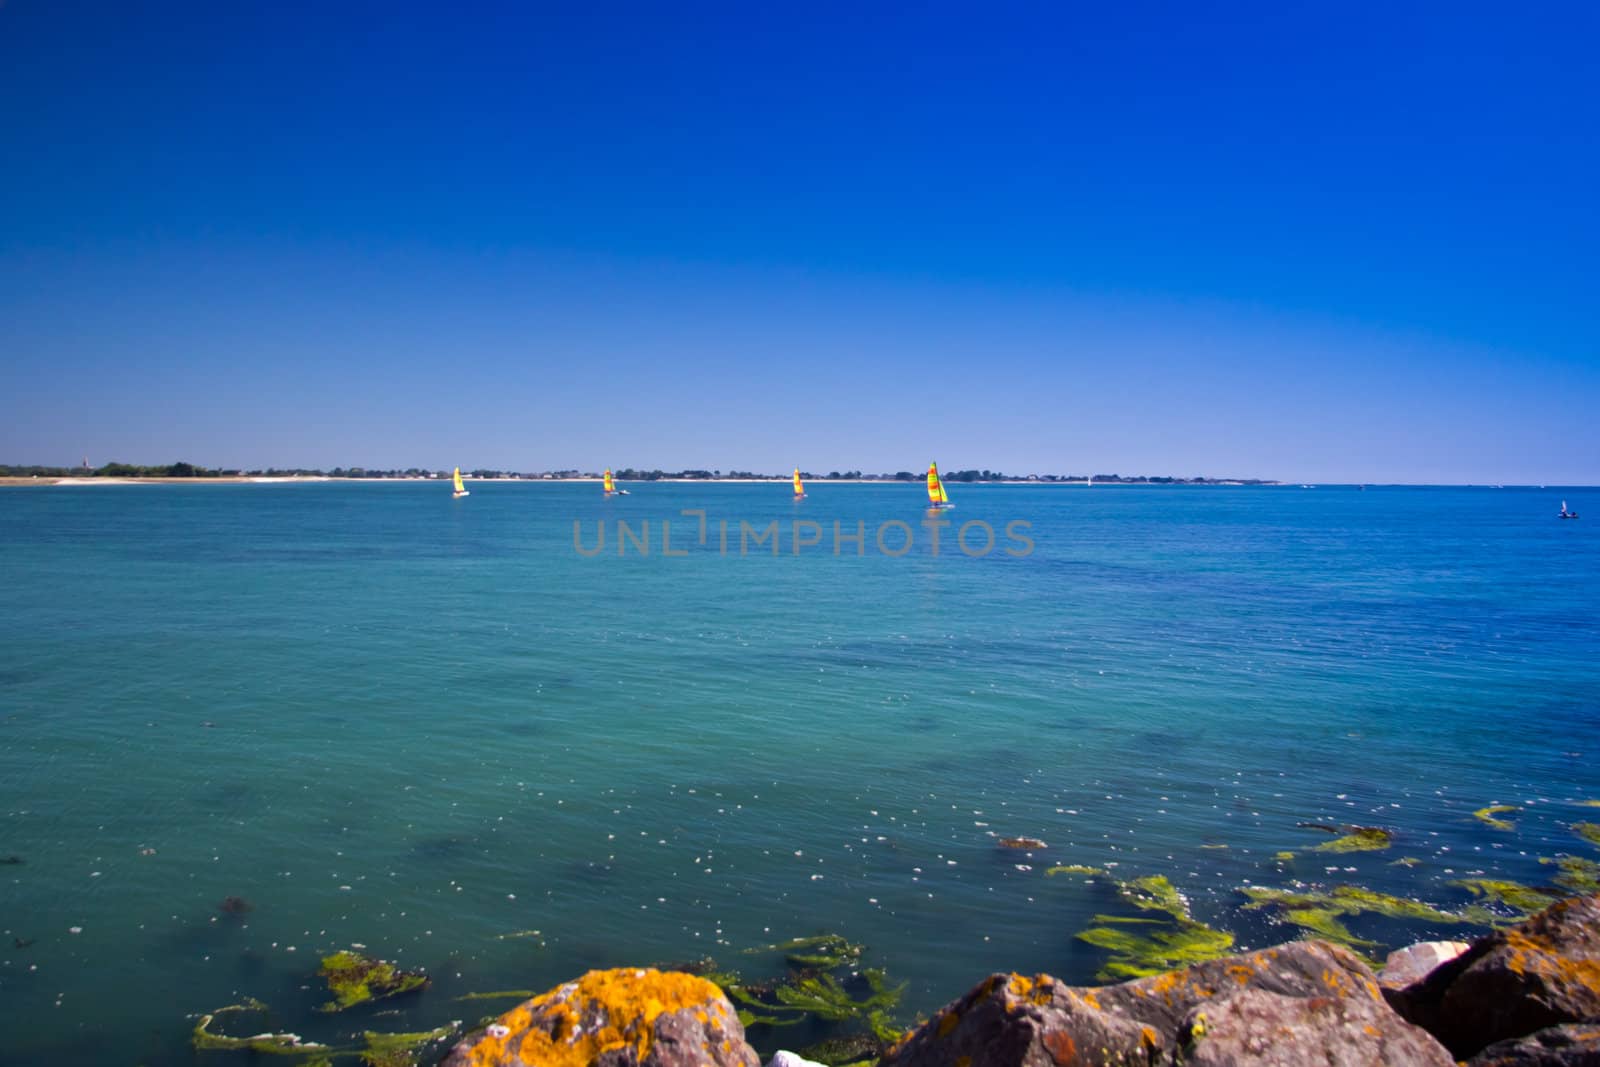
<box><xmin>882</xmin><ymin>940</ymin><xmax>1450</xmax><ymax>1067</ymax></box>
<box><xmin>1388</xmin><ymin>894</ymin><xmax>1600</xmax><ymax>1059</ymax></box>
<box><xmin>1468</xmin><ymin>1022</ymin><xmax>1600</xmax><ymax>1066</ymax></box>
<box><xmin>1179</xmin><ymin>987</ymin><xmax>1453</xmax><ymax>1066</ymax></box>
<box><xmin>441</xmin><ymin>967</ymin><xmax>759</xmax><ymax>1067</ymax></box>
<box><xmin>879</xmin><ymin>972</ymin><xmax>1160</xmax><ymax>1067</ymax></box>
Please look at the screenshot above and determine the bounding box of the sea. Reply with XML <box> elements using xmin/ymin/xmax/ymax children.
<box><xmin>1</xmin><ymin>481</ymin><xmax>1596</xmax><ymax>1064</ymax></box>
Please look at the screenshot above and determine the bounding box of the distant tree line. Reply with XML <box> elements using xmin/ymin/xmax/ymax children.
<box><xmin>1</xmin><ymin>463</ymin><xmax>1277</xmax><ymax>485</ymax></box>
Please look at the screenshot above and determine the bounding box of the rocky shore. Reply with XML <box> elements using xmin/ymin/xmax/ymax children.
<box><xmin>443</xmin><ymin>893</ymin><xmax>1600</xmax><ymax>1067</ymax></box>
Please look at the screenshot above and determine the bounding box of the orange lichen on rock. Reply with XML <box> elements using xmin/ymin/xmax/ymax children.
<box><xmin>1041</xmin><ymin>1030</ymin><xmax>1078</xmax><ymax>1064</ymax></box>
<box><xmin>937</xmin><ymin>1010</ymin><xmax>961</xmax><ymax>1038</ymax></box>
<box><xmin>1502</xmin><ymin>928</ymin><xmax>1600</xmax><ymax>991</ymax></box>
<box><xmin>446</xmin><ymin>968</ymin><xmax>731</xmax><ymax>1067</ymax></box>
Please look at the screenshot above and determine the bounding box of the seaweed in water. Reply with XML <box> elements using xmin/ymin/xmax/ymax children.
<box><xmin>795</xmin><ymin>1032</ymin><xmax>885</xmax><ymax>1067</ymax></box>
<box><xmin>452</xmin><ymin>989</ymin><xmax>536</xmax><ymax>1002</ymax></box>
<box><xmin>997</xmin><ymin>837</ymin><xmax>1047</xmax><ymax>850</ymax></box>
<box><xmin>192</xmin><ymin>998</ymin><xmax>335</xmax><ymax>1056</ymax></box>
<box><xmin>1073</xmin><ymin>874</ymin><xmax>1237</xmax><ymax>981</ymax></box>
<box><xmin>1542</xmin><ymin>855</ymin><xmax>1600</xmax><ymax>895</ymax></box>
<box><xmin>722</xmin><ymin>935</ymin><xmax>905</xmax><ymax>1048</ymax></box>
<box><xmin>741</xmin><ymin>932</ymin><xmax>864</xmax><ymax>970</ymax></box>
<box><xmin>1240</xmin><ymin>883</ymin><xmax>1476</xmax><ymax>957</ymax></box>
<box><xmin>1473</xmin><ymin>805</ymin><xmax>1518</xmax><ymax>831</ymax></box>
<box><xmin>727</xmin><ymin>968</ymin><xmax>905</xmax><ymax>1045</ymax></box>
<box><xmin>1573</xmin><ymin>822</ymin><xmax>1600</xmax><ymax>847</ymax></box>
<box><xmin>1311</xmin><ymin>826</ymin><xmax>1393</xmax><ymax>853</ymax></box>
<box><xmin>1452</xmin><ymin>878</ymin><xmax>1562</xmax><ymax>920</ymax></box>
<box><xmin>317</xmin><ymin>949</ymin><xmax>430</xmax><ymax>1012</ymax></box>
<box><xmin>1044</xmin><ymin>864</ymin><xmax>1105</xmax><ymax>876</ymax></box>
<box><xmin>359</xmin><ymin>1024</ymin><xmax>459</xmax><ymax>1067</ymax></box>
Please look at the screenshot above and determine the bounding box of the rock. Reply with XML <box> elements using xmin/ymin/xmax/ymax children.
<box><xmin>441</xmin><ymin>967</ymin><xmax>759</xmax><ymax>1067</ymax></box>
<box><xmin>882</xmin><ymin>941</ymin><xmax>1450</xmax><ymax>1067</ymax></box>
<box><xmin>1379</xmin><ymin>941</ymin><xmax>1473</xmax><ymax>990</ymax></box>
<box><xmin>1468</xmin><ymin>1022</ymin><xmax>1600</xmax><ymax>1066</ymax></box>
<box><xmin>1179</xmin><ymin>987</ymin><xmax>1453</xmax><ymax>1066</ymax></box>
<box><xmin>1086</xmin><ymin>938</ymin><xmax>1399</xmax><ymax>1038</ymax></box>
<box><xmin>880</xmin><ymin>972</ymin><xmax>1161</xmax><ymax>1067</ymax></box>
<box><xmin>1391</xmin><ymin>894</ymin><xmax>1600</xmax><ymax>1059</ymax></box>
<box><xmin>768</xmin><ymin>1052</ymin><xmax>828</xmax><ymax>1067</ymax></box>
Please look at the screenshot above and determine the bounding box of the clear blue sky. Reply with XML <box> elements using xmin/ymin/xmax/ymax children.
<box><xmin>3</xmin><ymin>2</ymin><xmax>1596</xmax><ymax>482</ymax></box>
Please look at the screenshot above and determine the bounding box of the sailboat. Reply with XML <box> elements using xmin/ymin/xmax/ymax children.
<box><xmin>1560</xmin><ymin>500</ymin><xmax>1579</xmax><ymax>519</ymax></box>
<box><xmin>793</xmin><ymin>468</ymin><xmax>806</xmax><ymax>500</ymax></box>
<box><xmin>927</xmin><ymin>462</ymin><xmax>954</xmax><ymax>509</ymax></box>
<box><xmin>451</xmin><ymin>467</ymin><xmax>470</xmax><ymax>499</ymax></box>
<box><xmin>603</xmin><ymin>469</ymin><xmax>628</xmax><ymax>496</ymax></box>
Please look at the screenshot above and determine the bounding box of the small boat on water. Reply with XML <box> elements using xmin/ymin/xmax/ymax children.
<box><xmin>451</xmin><ymin>467</ymin><xmax>470</xmax><ymax>499</ymax></box>
<box><xmin>792</xmin><ymin>468</ymin><xmax>806</xmax><ymax>499</ymax></box>
<box><xmin>927</xmin><ymin>462</ymin><xmax>954</xmax><ymax>510</ymax></box>
<box><xmin>1560</xmin><ymin>500</ymin><xmax>1579</xmax><ymax>519</ymax></box>
<box><xmin>602</xmin><ymin>469</ymin><xmax>628</xmax><ymax>496</ymax></box>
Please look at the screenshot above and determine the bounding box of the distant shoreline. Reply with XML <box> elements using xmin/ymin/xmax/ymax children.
<box><xmin>0</xmin><ymin>475</ymin><xmax>1289</xmax><ymax>488</ymax></box>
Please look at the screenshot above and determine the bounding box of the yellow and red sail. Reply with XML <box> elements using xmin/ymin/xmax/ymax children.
<box><xmin>603</xmin><ymin>469</ymin><xmax>615</xmax><ymax>493</ymax></box>
<box><xmin>927</xmin><ymin>462</ymin><xmax>949</xmax><ymax>505</ymax></box>
<box><xmin>793</xmin><ymin>468</ymin><xmax>805</xmax><ymax>496</ymax></box>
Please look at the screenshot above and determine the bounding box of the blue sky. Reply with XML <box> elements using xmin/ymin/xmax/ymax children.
<box><xmin>2</xmin><ymin>2</ymin><xmax>1596</xmax><ymax>482</ymax></box>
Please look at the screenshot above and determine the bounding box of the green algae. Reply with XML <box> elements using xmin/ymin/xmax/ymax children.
<box><xmin>1330</xmin><ymin>885</ymin><xmax>1464</xmax><ymax>923</ymax></box>
<box><xmin>728</xmin><ymin>967</ymin><xmax>904</xmax><ymax>1041</ymax></box>
<box><xmin>1044</xmin><ymin>864</ymin><xmax>1105</xmax><ymax>876</ymax></box>
<box><xmin>317</xmin><ymin>950</ymin><xmax>429</xmax><ymax>1013</ymax></box>
<box><xmin>359</xmin><ymin>1025</ymin><xmax>458</xmax><ymax>1067</ymax></box>
<box><xmin>725</xmin><ymin>934</ymin><xmax>905</xmax><ymax>1045</ymax></box>
<box><xmin>192</xmin><ymin>998</ymin><xmax>338</xmax><ymax>1057</ymax></box>
<box><xmin>796</xmin><ymin>1032</ymin><xmax>888</xmax><ymax>1066</ymax></box>
<box><xmin>1389</xmin><ymin>857</ymin><xmax>1422</xmax><ymax>867</ymax></box>
<box><xmin>452</xmin><ymin>989</ymin><xmax>536</xmax><ymax>1002</ymax></box>
<box><xmin>741</xmin><ymin>933</ymin><xmax>863</xmax><ymax>969</ymax></box>
<box><xmin>1573</xmin><ymin>823</ymin><xmax>1600</xmax><ymax>847</ymax></box>
<box><xmin>1077</xmin><ymin>920</ymin><xmax>1238</xmax><ymax>979</ymax></box>
<box><xmin>1453</xmin><ymin>878</ymin><xmax>1561</xmax><ymax>918</ymax></box>
<box><xmin>1312</xmin><ymin>827</ymin><xmax>1393</xmax><ymax>853</ymax></box>
<box><xmin>1240</xmin><ymin>884</ymin><xmax>1471</xmax><ymax>956</ymax></box>
<box><xmin>1273</xmin><ymin>851</ymin><xmax>1297</xmax><ymax>862</ymax></box>
<box><xmin>1474</xmin><ymin>805</ymin><xmax>1519</xmax><ymax>831</ymax></box>
<box><xmin>1074</xmin><ymin>874</ymin><xmax>1236</xmax><ymax>981</ymax></box>
<box><xmin>1543</xmin><ymin>855</ymin><xmax>1600</xmax><ymax>894</ymax></box>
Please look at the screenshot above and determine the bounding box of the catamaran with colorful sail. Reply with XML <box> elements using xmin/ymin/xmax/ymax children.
<box><xmin>927</xmin><ymin>461</ymin><xmax>953</xmax><ymax>509</ymax></box>
<box><xmin>603</xmin><ymin>469</ymin><xmax>628</xmax><ymax>496</ymax></box>
<box><xmin>451</xmin><ymin>467</ymin><xmax>470</xmax><ymax>499</ymax></box>
<box><xmin>793</xmin><ymin>468</ymin><xmax>806</xmax><ymax>499</ymax></box>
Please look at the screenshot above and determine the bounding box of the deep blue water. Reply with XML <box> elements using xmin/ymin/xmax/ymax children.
<box><xmin>1</xmin><ymin>481</ymin><xmax>1596</xmax><ymax>1064</ymax></box>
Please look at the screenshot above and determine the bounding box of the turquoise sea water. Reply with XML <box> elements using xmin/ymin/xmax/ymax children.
<box><xmin>1</xmin><ymin>481</ymin><xmax>1597</xmax><ymax>1064</ymax></box>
